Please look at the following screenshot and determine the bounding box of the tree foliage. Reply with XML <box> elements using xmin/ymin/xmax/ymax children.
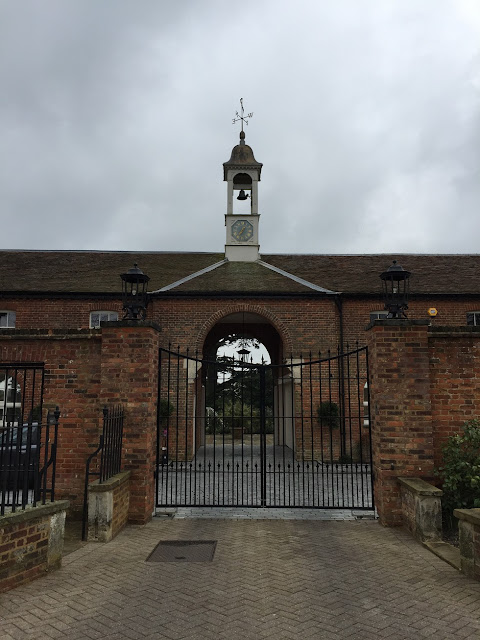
<box><xmin>316</xmin><ymin>401</ymin><xmax>340</xmax><ymax>430</ymax></box>
<box><xmin>437</xmin><ymin>420</ymin><xmax>480</xmax><ymax>516</ymax></box>
<box><xmin>205</xmin><ymin>362</ymin><xmax>274</xmax><ymax>434</ymax></box>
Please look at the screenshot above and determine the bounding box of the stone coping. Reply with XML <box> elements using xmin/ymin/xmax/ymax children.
<box><xmin>366</xmin><ymin>319</ymin><xmax>431</xmax><ymax>331</ymax></box>
<box><xmin>101</xmin><ymin>320</ymin><xmax>161</xmax><ymax>331</ymax></box>
<box><xmin>0</xmin><ymin>500</ymin><xmax>70</xmax><ymax>527</ymax></box>
<box><xmin>428</xmin><ymin>326</ymin><xmax>480</xmax><ymax>337</ymax></box>
<box><xmin>88</xmin><ymin>471</ymin><xmax>131</xmax><ymax>493</ymax></box>
<box><xmin>398</xmin><ymin>477</ymin><xmax>443</xmax><ymax>496</ymax></box>
<box><xmin>0</xmin><ymin>328</ymin><xmax>99</xmax><ymax>339</ymax></box>
<box><xmin>454</xmin><ymin>508</ymin><xmax>480</xmax><ymax>526</ymax></box>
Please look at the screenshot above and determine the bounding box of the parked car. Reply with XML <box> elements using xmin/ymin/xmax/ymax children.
<box><xmin>0</xmin><ymin>423</ymin><xmax>40</xmax><ymax>490</ymax></box>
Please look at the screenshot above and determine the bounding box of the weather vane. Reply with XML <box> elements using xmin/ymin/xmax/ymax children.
<box><xmin>232</xmin><ymin>98</ymin><xmax>253</xmax><ymax>132</ymax></box>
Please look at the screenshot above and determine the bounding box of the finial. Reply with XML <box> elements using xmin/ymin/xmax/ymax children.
<box><xmin>232</xmin><ymin>98</ymin><xmax>253</xmax><ymax>143</ymax></box>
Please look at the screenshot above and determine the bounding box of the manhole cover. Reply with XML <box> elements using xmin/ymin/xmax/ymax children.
<box><xmin>146</xmin><ymin>540</ymin><xmax>217</xmax><ymax>562</ymax></box>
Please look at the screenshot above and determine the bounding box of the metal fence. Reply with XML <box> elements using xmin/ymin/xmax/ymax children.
<box><xmin>82</xmin><ymin>405</ymin><xmax>125</xmax><ymax>539</ymax></box>
<box><xmin>157</xmin><ymin>345</ymin><xmax>374</xmax><ymax>510</ymax></box>
<box><xmin>0</xmin><ymin>361</ymin><xmax>60</xmax><ymax>515</ymax></box>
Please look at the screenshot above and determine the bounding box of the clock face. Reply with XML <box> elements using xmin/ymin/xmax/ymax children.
<box><xmin>231</xmin><ymin>219</ymin><xmax>254</xmax><ymax>242</ymax></box>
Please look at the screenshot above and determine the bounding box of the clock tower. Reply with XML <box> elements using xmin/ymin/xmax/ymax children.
<box><xmin>223</xmin><ymin>129</ymin><xmax>263</xmax><ymax>261</ymax></box>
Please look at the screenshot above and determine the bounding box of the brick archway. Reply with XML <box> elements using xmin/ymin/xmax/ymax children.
<box><xmin>195</xmin><ymin>303</ymin><xmax>293</xmax><ymax>356</ymax></box>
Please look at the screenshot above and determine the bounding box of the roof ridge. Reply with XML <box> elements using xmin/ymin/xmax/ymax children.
<box><xmin>258</xmin><ymin>260</ymin><xmax>339</xmax><ymax>294</ymax></box>
<box><xmin>151</xmin><ymin>259</ymin><xmax>228</xmax><ymax>293</ymax></box>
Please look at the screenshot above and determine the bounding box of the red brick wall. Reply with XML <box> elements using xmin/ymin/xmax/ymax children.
<box><xmin>0</xmin><ymin>517</ymin><xmax>50</xmax><ymax>593</ymax></box>
<box><xmin>0</xmin><ymin>502</ymin><xmax>67</xmax><ymax>594</ymax></box>
<box><xmin>1</xmin><ymin>298</ymin><xmax>122</xmax><ymax>330</ymax></box>
<box><xmin>2</xmin><ymin>294</ymin><xmax>480</xmax><ymax>356</ymax></box>
<box><xmin>367</xmin><ymin>322</ymin><xmax>480</xmax><ymax>526</ymax></box>
<box><xmin>0</xmin><ymin>331</ymin><xmax>102</xmax><ymax>512</ymax></box>
<box><xmin>342</xmin><ymin>297</ymin><xmax>480</xmax><ymax>346</ymax></box>
<box><xmin>150</xmin><ymin>297</ymin><xmax>338</xmax><ymax>356</ymax></box>
<box><xmin>366</xmin><ymin>321</ymin><xmax>433</xmax><ymax>526</ymax></box>
<box><xmin>100</xmin><ymin>322</ymin><xmax>160</xmax><ymax>524</ymax></box>
<box><xmin>429</xmin><ymin>328</ymin><xmax>480</xmax><ymax>468</ymax></box>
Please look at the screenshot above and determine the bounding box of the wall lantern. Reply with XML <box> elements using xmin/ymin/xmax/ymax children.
<box><xmin>380</xmin><ymin>260</ymin><xmax>410</xmax><ymax>319</ymax></box>
<box><xmin>120</xmin><ymin>263</ymin><xmax>150</xmax><ymax>320</ymax></box>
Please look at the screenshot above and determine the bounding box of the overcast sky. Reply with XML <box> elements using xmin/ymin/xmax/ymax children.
<box><xmin>1</xmin><ymin>0</ymin><xmax>479</xmax><ymax>255</ymax></box>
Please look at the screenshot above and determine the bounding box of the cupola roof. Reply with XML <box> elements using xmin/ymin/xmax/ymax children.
<box><xmin>223</xmin><ymin>131</ymin><xmax>263</xmax><ymax>180</ymax></box>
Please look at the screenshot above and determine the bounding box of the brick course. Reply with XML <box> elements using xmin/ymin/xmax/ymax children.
<box><xmin>0</xmin><ymin>501</ymin><xmax>68</xmax><ymax>594</ymax></box>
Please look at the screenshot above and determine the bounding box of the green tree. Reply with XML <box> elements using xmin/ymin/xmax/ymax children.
<box><xmin>437</xmin><ymin>420</ymin><xmax>480</xmax><ymax>520</ymax></box>
<box><xmin>205</xmin><ymin>361</ymin><xmax>274</xmax><ymax>434</ymax></box>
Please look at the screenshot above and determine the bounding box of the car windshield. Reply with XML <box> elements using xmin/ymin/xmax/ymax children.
<box><xmin>0</xmin><ymin>425</ymin><xmax>38</xmax><ymax>446</ymax></box>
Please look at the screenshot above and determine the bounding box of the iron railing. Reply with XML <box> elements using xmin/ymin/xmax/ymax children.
<box><xmin>82</xmin><ymin>405</ymin><xmax>125</xmax><ymax>539</ymax></box>
<box><xmin>0</xmin><ymin>362</ymin><xmax>60</xmax><ymax>515</ymax></box>
<box><xmin>0</xmin><ymin>408</ymin><xmax>60</xmax><ymax>515</ymax></box>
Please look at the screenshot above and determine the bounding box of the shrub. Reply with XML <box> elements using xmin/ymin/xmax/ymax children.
<box><xmin>317</xmin><ymin>401</ymin><xmax>340</xmax><ymax>430</ymax></box>
<box><xmin>437</xmin><ymin>420</ymin><xmax>480</xmax><ymax>518</ymax></box>
<box><xmin>158</xmin><ymin>400</ymin><xmax>175</xmax><ymax>422</ymax></box>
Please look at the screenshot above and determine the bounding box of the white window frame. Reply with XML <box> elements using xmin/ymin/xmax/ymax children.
<box><xmin>466</xmin><ymin>312</ymin><xmax>480</xmax><ymax>326</ymax></box>
<box><xmin>369</xmin><ymin>310</ymin><xmax>388</xmax><ymax>322</ymax></box>
<box><xmin>0</xmin><ymin>310</ymin><xmax>16</xmax><ymax>329</ymax></box>
<box><xmin>89</xmin><ymin>311</ymin><xmax>119</xmax><ymax>329</ymax></box>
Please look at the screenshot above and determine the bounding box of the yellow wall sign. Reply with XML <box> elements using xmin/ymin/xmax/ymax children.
<box><xmin>428</xmin><ymin>308</ymin><xmax>438</xmax><ymax>317</ymax></box>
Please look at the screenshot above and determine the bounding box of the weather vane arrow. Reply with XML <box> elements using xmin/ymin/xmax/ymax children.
<box><xmin>232</xmin><ymin>98</ymin><xmax>253</xmax><ymax>132</ymax></box>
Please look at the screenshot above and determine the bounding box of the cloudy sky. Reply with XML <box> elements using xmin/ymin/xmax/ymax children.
<box><xmin>1</xmin><ymin>0</ymin><xmax>479</xmax><ymax>255</ymax></box>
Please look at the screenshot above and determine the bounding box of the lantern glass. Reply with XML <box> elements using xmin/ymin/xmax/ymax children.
<box><xmin>380</xmin><ymin>261</ymin><xmax>410</xmax><ymax>319</ymax></box>
<box><xmin>120</xmin><ymin>264</ymin><xmax>150</xmax><ymax>320</ymax></box>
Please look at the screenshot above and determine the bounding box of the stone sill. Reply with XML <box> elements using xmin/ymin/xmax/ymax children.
<box><xmin>88</xmin><ymin>471</ymin><xmax>131</xmax><ymax>493</ymax></box>
<box><xmin>0</xmin><ymin>500</ymin><xmax>70</xmax><ymax>526</ymax></box>
<box><xmin>398</xmin><ymin>477</ymin><xmax>443</xmax><ymax>496</ymax></box>
<box><xmin>454</xmin><ymin>508</ymin><xmax>480</xmax><ymax>526</ymax></box>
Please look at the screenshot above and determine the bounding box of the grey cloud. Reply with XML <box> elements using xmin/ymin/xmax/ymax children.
<box><xmin>1</xmin><ymin>0</ymin><xmax>479</xmax><ymax>254</ymax></box>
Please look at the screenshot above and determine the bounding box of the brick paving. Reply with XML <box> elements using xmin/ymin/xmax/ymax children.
<box><xmin>1</xmin><ymin>518</ymin><xmax>480</xmax><ymax>639</ymax></box>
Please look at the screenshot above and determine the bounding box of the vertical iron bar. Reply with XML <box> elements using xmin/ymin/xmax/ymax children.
<box><xmin>259</xmin><ymin>366</ymin><xmax>266</xmax><ymax>506</ymax></box>
<box><xmin>185</xmin><ymin>349</ymin><xmax>190</xmax><ymax>507</ymax></box>
<box><xmin>365</xmin><ymin>347</ymin><xmax>375</xmax><ymax>510</ymax></box>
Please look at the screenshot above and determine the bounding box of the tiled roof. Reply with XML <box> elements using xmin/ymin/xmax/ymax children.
<box><xmin>0</xmin><ymin>250</ymin><xmax>479</xmax><ymax>296</ymax></box>
<box><xmin>164</xmin><ymin>261</ymin><xmax>316</xmax><ymax>294</ymax></box>
<box><xmin>262</xmin><ymin>254</ymin><xmax>480</xmax><ymax>295</ymax></box>
<box><xmin>0</xmin><ymin>251</ymin><xmax>223</xmax><ymax>294</ymax></box>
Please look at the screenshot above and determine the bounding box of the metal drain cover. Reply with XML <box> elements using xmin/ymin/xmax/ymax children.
<box><xmin>147</xmin><ymin>540</ymin><xmax>217</xmax><ymax>562</ymax></box>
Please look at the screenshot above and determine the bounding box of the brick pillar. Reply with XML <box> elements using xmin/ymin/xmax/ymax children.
<box><xmin>366</xmin><ymin>320</ymin><xmax>434</xmax><ymax>526</ymax></box>
<box><xmin>100</xmin><ymin>320</ymin><xmax>160</xmax><ymax>524</ymax></box>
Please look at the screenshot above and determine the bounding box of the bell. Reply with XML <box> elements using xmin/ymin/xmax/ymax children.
<box><xmin>237</xmin><ymin>189</ymin><xmax>248</xmax><ymax>201</ymax></box>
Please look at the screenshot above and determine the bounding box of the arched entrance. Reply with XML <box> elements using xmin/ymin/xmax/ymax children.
<box><xmin>156</xmin><ymin>317</ymin><xmax>374</xmax><ymax>510</ymax></box>
<box><xmin>200</xmin><ymin>311</ymin><xmax>295</xmax><ymax>453</ymax></box>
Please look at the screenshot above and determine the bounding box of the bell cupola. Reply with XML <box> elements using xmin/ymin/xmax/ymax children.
<box><xmin>223</xmin><ymin>102</ymin><xmax>263</xmax><ymax>262</ymax></box>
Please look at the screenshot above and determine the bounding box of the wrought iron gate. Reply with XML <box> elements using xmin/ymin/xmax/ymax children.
<box><xmin>156</xmin><ymin>346</ymin><xmax>374</xmax><ymax>510</ymax></box>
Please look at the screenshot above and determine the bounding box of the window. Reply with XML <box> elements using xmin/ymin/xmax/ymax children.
<box><xmin>467</xmin><ymin>312</ymin><xmax>480</xmax><ymax>326</ymax></box>
<box><xmin>369</xmin><ymin>311</ymin><xmax>388</xmax><ymax>322</ymax></box>
<box><xmin>89</xmin><ymin>311</ymin><xmax>118</xmax><ymax>329</ymax></box>
<box><xmin>0</xmin><ymin>376</ymin><xmax>22</xmax><ymax>427</ymax></box>
<box><xmin>0</xmin><ymin>311</ymin><xmax>16</xmax><ymax>328</ymax></box>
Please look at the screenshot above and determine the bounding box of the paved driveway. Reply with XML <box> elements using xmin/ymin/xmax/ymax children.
<box><xmin>1</xmin><ymin>518</ymin><xmax>480</xmax><ymax>639</ymax></box>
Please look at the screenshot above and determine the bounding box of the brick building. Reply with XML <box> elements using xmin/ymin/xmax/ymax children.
<box><xmin>2</xmin><ymin>132</ymin><xmax>480</xmax><ymax>525</ymax></box>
